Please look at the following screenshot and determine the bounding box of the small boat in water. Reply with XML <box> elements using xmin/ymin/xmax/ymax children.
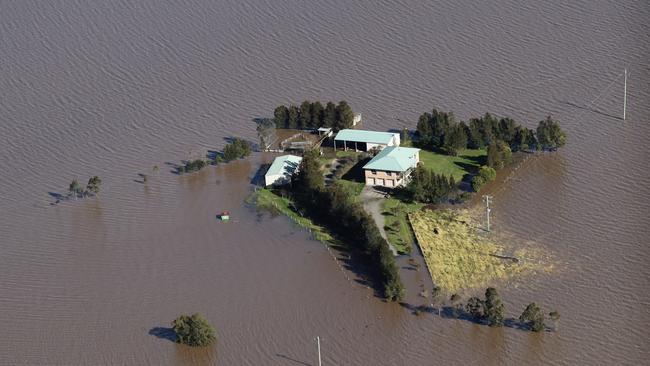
<box><xmin>218</xmin><ymin>211</ymin><xmax>230</xmax><ymax>221</ymax></box>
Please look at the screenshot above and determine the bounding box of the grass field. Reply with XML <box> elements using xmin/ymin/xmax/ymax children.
<box><xmin>409</xmin><ymin>209</ymin><xmax>541</xmax><ymax>293</ymax></box>
<box><xmin>418</xmin><ymin>148</ymin><xmax>486</xmax><ymax>182</ymax></box>
<box><xmin>252</xmin><ymin>189</ymin><xmax>336</xmax><ymax>245</ymax></box>
<box><xmin>381</xmin><ymin>198</ymin><xmax>423</xmax><ymax>254</ymax></box>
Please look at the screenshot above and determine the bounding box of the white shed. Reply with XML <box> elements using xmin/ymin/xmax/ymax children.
<box><xmin>264</xmin><ymin>155</ymin><xmax>303</xmax><ymax>186</ymax></box>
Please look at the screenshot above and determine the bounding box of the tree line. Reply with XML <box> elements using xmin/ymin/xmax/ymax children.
<box><xmin>286</xmin><ymin>149</ymin><xmax>404</xmax><ymax>300</ymax></box>
<box><xmin>177</xmin><ymin>138</ymin><xmax>251</xmax><ymax>174</ymax></box>
<box><xmin>428</xmin><ymin>286</ymin><xmax>560</xmax><ymax>332</ymax></box>
<box><xmin>416</xmin><ymin>109</ymin><xmax>567</xmax><ymax>155</ymax></box>
<box><xmin>274</xmin><ymin>101</ymin><xmax>355</xmax><ymax>131</ymax></box>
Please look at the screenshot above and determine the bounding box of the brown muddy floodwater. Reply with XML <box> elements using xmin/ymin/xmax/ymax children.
<box><xmin>0</xmin><ymin>0</ymin><xmax>649</xmax><ymax>365</ymax></box>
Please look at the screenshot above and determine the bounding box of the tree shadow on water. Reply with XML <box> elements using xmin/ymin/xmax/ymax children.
<box><xmin>149</xmin><ymin>327</ymin><xmax>177</xmax><ymax>342</ymax></box>
<box><xmin>275</xmin><ymin>353</ymin><xmax>312</xmax><ymax>366</ymax></box>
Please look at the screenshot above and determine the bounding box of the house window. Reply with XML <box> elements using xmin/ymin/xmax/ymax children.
<box><xmin>387</xmin><ymin>172</ymin><xmax>392</xmax><ymax>176</ymax></box>
<box><xmin>371</xmin><ymin>170</ymin><xmax>377</xmax><ymax>175</ymax></box>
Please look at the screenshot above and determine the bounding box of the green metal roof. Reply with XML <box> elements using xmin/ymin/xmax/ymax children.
<box><xmin>363</xmin><ymin>146</ymin><xmax>420</xmax><ymax>172</ymax></box>
<box><xmin>334</xmin><ymin>129</ymin><xmax>397</xmax><ymax>145</ymax></box>
<box><xmin>266</xmin><ymin>155</ymin><xmax>302</xmax><ymax>177</ymax></box>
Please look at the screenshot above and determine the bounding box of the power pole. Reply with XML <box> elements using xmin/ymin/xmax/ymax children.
<box><xmin>315</xmin><ymin>336</ymin><xmax>322</xmax><ymax>366</ymax></box>
<box><xmin>482</xmin><ymin>195</ymin><xmax>493</xmax><ymax>232</ymax></box>
<box><xmin>623</xmin><ymin>68</ymin><xmax>627</xmax><ymax>120</ymax></box>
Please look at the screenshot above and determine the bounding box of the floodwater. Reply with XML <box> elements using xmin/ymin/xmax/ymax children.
<box><xmin>0</xmin><ymin>0</ymin><xmax>648</xmax><ymax>365</ymax></box>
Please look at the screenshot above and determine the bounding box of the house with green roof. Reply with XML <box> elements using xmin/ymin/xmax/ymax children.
<box><xmin>264</xmin><ymin>155</ymin><xmax>302</xmax><ymax>186</ymax></box>
<box><xmin>334</xmin><ymin>129</ymin><xmax>400</xmax><ymax>152</ymax></box>
<box><xmin>363</xmin><ymin>146</ymin><xmax>420</xmax><ymax>187</ymax></box>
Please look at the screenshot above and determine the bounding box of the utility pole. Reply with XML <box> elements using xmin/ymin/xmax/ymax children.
<box><xmin>482</xmin><ymin>195</ymin><xmax>493</xmax><ymax>232</ymax></box>
<box><xmin>623</xmin><ymin>68</ymin><xmax>627</xmax><ymax>120</ymax></box>
<box><xmin>315</xmin><ymin>336</ymin><xmax>322</xmax><ymax>366</ymax></box>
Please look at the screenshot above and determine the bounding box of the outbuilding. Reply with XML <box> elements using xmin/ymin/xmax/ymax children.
<box><xmin>264</xmin><ymin>155</ymin><xmax>302</xmax><ymax>186</ymax></box>
<box><xmin>363</xmin><ymin>146</ymin><xmax>420</xmax><ymax>187</ymax></box>
<box><xmin>333</xmin><ymin>129</ymin><xmax>400</xmax><ymax>152</ymax></box>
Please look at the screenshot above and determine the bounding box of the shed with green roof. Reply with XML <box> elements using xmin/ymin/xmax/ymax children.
<box><xmin>334</xmin><ymin>129</ymin><xmax>400</xmax><ymax>151</ymax></box>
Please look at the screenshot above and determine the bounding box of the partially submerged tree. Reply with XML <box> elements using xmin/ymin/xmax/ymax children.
<box><xmin>172</xmin><ymin>313</ymin><xmax>217</xmax><ymax>347</ymax></box>
<box><xmin>536</xmin><ymin>116</ymin><xmax>566</xmax><ymax>150</ymax></box>
<box><xmin>466</xmin><ymin>296</ymin><xmax>485</xmax><ymax>320</ymax></box>
<box><xmin>257</xmin><ymin>118</ymin><xmax>277</xmax><ymax>151</ymax></box>
<box><xmin>86</xmin><ymin>176</ymin><xmax>102</xmax><ymax>196</ymax></box>
<box><xmin>483</xmin><ymin>287</ymin><xmax>505</xmax><ymax>326</ymax></box>
<box><xmin>431</xmin><ymin>286</ymin><xmax>444</xmax><ymax>316</ymax></box>
<box><xmin>450</xmin><ymin>293</ymin><xmax>463</xmax><ymax>316</ymax></box>
<box><xmin>223</xmin><ymin>138</ymin><xmax>251</xmax><ymax>162</ymax></box>
<box><xmin>549</xmin><ymin>310</ymin><xmax>561</xmax><ymax>331</ymax></box>
<box><xmin>519</xmin><ymin>302</ymin><xmax>545</xmax><ymax>332</ymax></box>
<box><xmin>68</xmin><ymin>179</ymin><xmax>82</xmax><ymax>199</ymax></box>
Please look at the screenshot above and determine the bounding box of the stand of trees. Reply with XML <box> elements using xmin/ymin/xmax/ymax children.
<box><xmin>416</xmin><ymin>108</ymin><xmax>566</xmax><ymax>155</ymax></box>
<box><xmin>68</xmin><ymin>176</ymin><xmax>102</xmax><ymax>199</ymax></box>
<box><xmin>402</xmin><ymin>165</ymin><xmax>456</xmax><ymax>203</ymax></box>
<box><xmin>172</xmin><ymin>313</ymin><xmax>216</xmax><ymax>347</ymax></box>
<box><xmin>289</xmin><ymin>149</ymin><xmax>404</xmax><ymax>300</ymax></box>
<box><xmin>274</xmin><ymin>101</ymin><xmax>355</xmax><ymax>131</ymax></box>
<box><xmin>178</xmin><ymin>159</ymin><xmax>207</xmax><ymax>174</ymax></box>
<box><xmin>256</xmin><ymin>119</ymin><xmax>277</xmax><ymax>151</ymax></box>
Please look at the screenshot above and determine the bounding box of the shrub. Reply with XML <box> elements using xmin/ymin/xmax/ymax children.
<box><xmin>519</xmin><ymin>303</ymin><xmax>545</xmax><ymax>332</ymax></box>
<box><xmin>471</xmin><ymin>175</ymin><xmax>486</xmax><ymax>192</ymax></box>
<box><xmin>180</xmin><ymin>159</ymin><xmax>207</xmax><ymax>173</ymax></box>
<box><xmin>172</xmin><ymin>313</ymin><xmax>217</xmax><ymax>347</ymax></box>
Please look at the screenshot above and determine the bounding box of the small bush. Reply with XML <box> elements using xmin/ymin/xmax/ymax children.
<box><xmin>471</xmin><ymin>175</ymin><xmax>486</xmax><ymax>192</ymax></box>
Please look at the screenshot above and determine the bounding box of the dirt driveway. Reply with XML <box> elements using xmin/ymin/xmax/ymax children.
<box><xmin>360</xmin><ymin>186</ymin><xmax>398</xmax><ymax>256</ymax></box>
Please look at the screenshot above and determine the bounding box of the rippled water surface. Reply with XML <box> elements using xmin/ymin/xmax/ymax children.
<box><xmin>1</xmin><ymin>1</ymin><xmax>648</xmax><ymax>365</ymax></box>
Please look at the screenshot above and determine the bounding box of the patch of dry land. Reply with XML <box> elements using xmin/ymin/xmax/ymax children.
<box><xmin>409</xmin><ymin>209</ymin><xmax>550</xmax><ymax>293</ymax></box>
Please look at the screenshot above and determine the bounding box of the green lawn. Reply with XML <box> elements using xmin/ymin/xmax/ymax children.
<box><xmin>335</xmin><ymin>179</ymin><xmax>365</xmax><ymax>199</ymax></box>
<box><xmin>381</xmin><ymin>198</ymin><xmax>423</xmax><ymax>254</ymax></box>
<box><xmin>418</xmin><ymin>148</ymin><xmax>486</xmax><ymax>181</ymax></box>
<box><xmin>336</xmin><ymin>150</ymin><xmax>362</xmax><ymax>159</ymax></box>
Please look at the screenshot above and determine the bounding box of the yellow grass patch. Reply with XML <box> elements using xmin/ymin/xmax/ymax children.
<box><xmin>410</xmin><ymin>209</ymin><xmax>549</xmax><ymax>293</ymax></box>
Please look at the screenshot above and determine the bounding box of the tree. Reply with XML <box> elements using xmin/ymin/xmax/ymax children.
<box><xmin>257</xmin><ymin>118</ymin><xmax>277</xmax><ymax>151</ymax></box>
<box><xmin>416</xmin><ymin>112</ymin><xmax>433</xmax><ymax>147</ymax></box>
<box><xmin>431</xmin><ymin>286</ymin><xmax>444</xmax><ymax>315</ymax></box>
<box><xmin>273</xmin><ymin>105</ymin><xmax>288</xmax><ymax>129</ymax></box>
<box><xmin>69</xmin><ymin>179</ymin><xmax>82</xmax><ymax>199</ymax></box>
<box><xmin>287</xmin><ymin>105</ymin><xmax>299</xmax><ymax>129</ymax></box>
<box><xmin>496</xmin><ymin>117</ymin><xmax>517</xmax><ymax>143</ymax></box>
<box><xmin>223</xmin><ymin>138</ymin><xmax>251</xmax><ymax>161</ymax></box>
<box><xmin>172</xmin><ymin>313</ymin><xmax>217</xmax><ymax>347</ymax></box>
<box><xmin>300</xmin><ymin>101</ymin><xmax>312</xmax><ymax>128</ymax></box>
<box><xmin>293</xmin><ymin>149</ymin><xmax>324</xmax><ymax>204</ymax></box>
<box><xmin>335</xmin><ymin>101</ymin><xmax>355</xmax><ymax>131</ymax></box>
<box><xmin>483</xmin><ymin>287</ymin><xmax>505</xmax><ymax>326</ymax></box>
<box><xmin>487</xmin><ymin>140</ymin><xmax>512</xmax><ymax>169</ymax></box>
<box><xmin>311</xmin><ymin>101</ymin><xmax>324</xmax><ymax>128</ymax></box>
<box><xmin>548</xmin><ymin>310</ymin><xmax>561</xmax><ymax>331</ymax></box>
<box><xmin>443</xmin><ymin>123</ymin><xmax>467</xmax><ymax>156</ymax></box>
<box><xmin>471</xmin><ymin>175</ymin><xmax>486</xmax><ymax>192</ymax></box>
<box><xmin>519</xmin><ymin>303</ymin><xmax>545</xmax><ymax>332</ymax></box>
<box><xmin>323</xmin><ymin>102</ymin><xmax>337</xmax><ymax>128</ymax></box>
<box><xmin>86</xmin><ymin>176</ymin><xmax>102</xmax><ymax>196</ymax></box>
<box><xmin>450</xmin><ymin>293</ymin><xmax>463</xmax><ymax>316</ymax></box>
<box><xmin>466</xmin><ymin>296</ymin><xmax>485</xmax><ymax>320</ymax></box>
<box><xmin>536</xmin><ymin>116</ymin><xmax>566</xmax><ymax>150</ymax></box>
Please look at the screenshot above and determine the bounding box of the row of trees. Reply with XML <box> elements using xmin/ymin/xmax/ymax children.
<box><xmin>416</xmin><ymin>109</ymin><xmax>567</xmax><ymax>155</ymax></box>
<box><xmin>429</xmin><ymin>286</ymin><xmax>560</xmax><ymax>331</ymax></box>
<box><xmin>402</xmin><ymin>165</ymin><xmax>456</xmax><ymax>203</ymax></box>
<box><xmin>274</xmin><ymin>101</ymin><xmax>355</xmax><ymax>131</ymax></box>
<box><xmin>290</xmin><ymin>149</ymin><xmax>404</xmax><ymax>300</ymax></box>
<box><xmin>68</xmin><ymin>176</ymin><xmax>102</xmax><ymax>199</ymax></box>
<box><xmin>177</xmin><ymin>138</ymin><xmax>252</xmax><ymax>174</ymax></box>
